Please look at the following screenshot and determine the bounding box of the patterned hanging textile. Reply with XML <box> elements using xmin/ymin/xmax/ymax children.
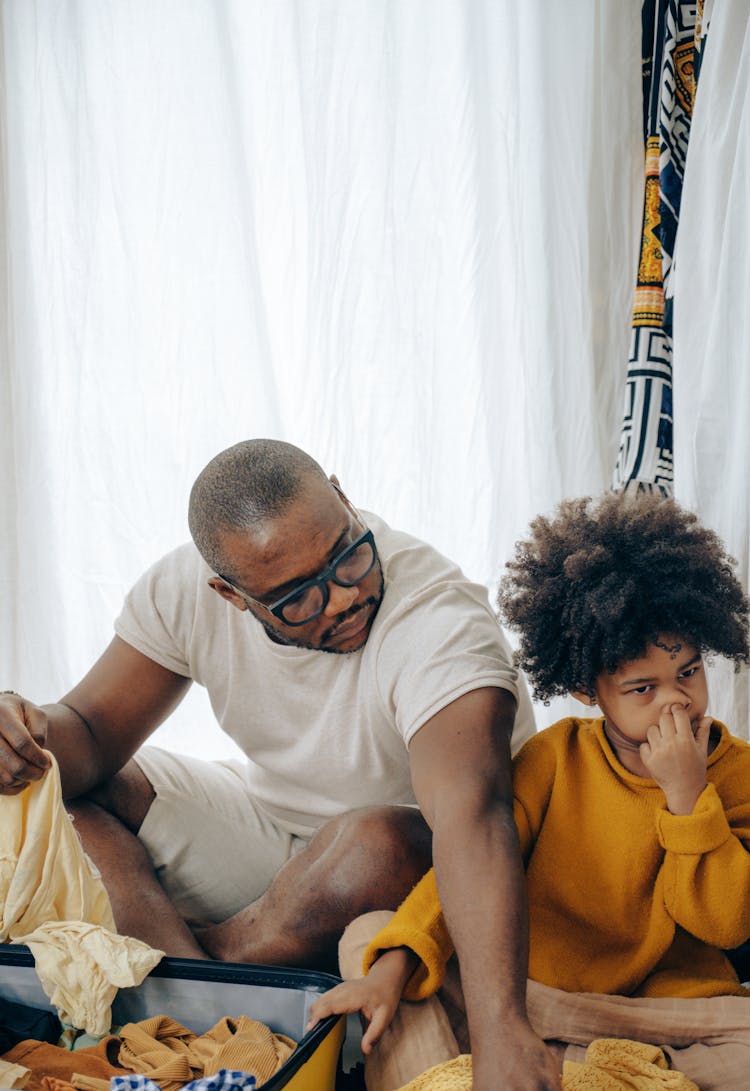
<box><xmin>612</xmin><ymin>0</ymin><xmax>708</xmax><ymax>495</ymax></box>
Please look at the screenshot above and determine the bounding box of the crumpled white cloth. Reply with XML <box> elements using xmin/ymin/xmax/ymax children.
<box><xmin>0</xmin><ymin>751</ymin><xmax>163</xmax><ymax>1035</ymax></box>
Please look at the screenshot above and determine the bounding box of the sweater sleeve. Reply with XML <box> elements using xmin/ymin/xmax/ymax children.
<box><xmin>657</xmin><ymin>780</ymin><xmax>750</xmax><ymax>948</ymax></box>
<box><xmin>362</xmin><ymin>868</ymin><xmax>454</xmax><ymax>1000</ymax></box>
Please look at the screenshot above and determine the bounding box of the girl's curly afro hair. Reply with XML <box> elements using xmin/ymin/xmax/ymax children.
<box><xmin>497</xmin><ymin>492</ymin><xmax>750</xmax><ymax>702</ymax></box>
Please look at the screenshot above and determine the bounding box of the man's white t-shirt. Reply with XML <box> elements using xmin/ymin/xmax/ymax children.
<box><xmin>115</xmin><ymin>512</ymin><xmax>535</xmax><ymax>838</ymax></box>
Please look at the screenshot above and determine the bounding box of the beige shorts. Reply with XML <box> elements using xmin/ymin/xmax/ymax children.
<box><xmin>133</xmin><ymin>746</ymin><xmax>308</xmax><ymax>925</ymax></box>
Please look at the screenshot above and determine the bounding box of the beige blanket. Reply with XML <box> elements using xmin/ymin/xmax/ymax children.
<box><xmin>527</xmin><ymin>979</ymin><xmax>750</xmax><ymax>1091</ymax></box>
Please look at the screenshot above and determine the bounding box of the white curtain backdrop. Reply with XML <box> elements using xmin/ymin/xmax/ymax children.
<box><xmin>1</xmin><ymin>1</ymin><xmax>643</xmax><ymax>757</ymax></box>
<box><xmin>674</xmin><ymin>0</ymin><xmax>750</xmax><ymax>739</ymax></box>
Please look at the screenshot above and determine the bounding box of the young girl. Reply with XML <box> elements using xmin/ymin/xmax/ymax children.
<box><xmin>309</xmin><ymin>493</ymin><xmax>750</xmax><ymax>1084</ymax></box>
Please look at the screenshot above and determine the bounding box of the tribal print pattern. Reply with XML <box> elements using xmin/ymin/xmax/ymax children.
<box><xmin>613</xmin><ymin>0</ymin><xmax>706</xmax><ymax>495</ymax></box>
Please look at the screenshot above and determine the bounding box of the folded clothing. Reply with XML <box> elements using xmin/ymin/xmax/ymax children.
<box><xmin>2</xmin><ymin>1035</ymin><xmax>126</xmax><ymax>1091</ymax></box>
<box><xmin>117</xmin><ymin>1015</ymin><xmax>296</xmax><ymax>1091</ymax></box>
<box><xmin>395</xmin><ymin>1054</ymin><xmax>472</xmax><ymax>1091</ymax></box>
<box><xmin>394</xmin><ymin>1040</ymin><xmax>699</xmax><ymax>1091</ymax></box>
<box><xmin>1</xmin><ymin>1014</ymin><xmax>297</xmax><ymax>1091</ymax></box>
<box><xmin>563</xmin><ymin>1039</ymin><xmax>699</xmax><ymax>1089</ymax></box>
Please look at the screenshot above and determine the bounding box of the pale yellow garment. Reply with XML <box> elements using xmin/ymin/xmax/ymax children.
<box><xmin>0</xmin><ymin>1057</ymin><xmax>31</xmax><ymax>1089</ymax></box>
<box><xmin>0</xmin><ymin>752</ymin><xmax>163</xmax><ymax>1035</ymax></box>
<box><xmin>394</xmin><ymin>1041</ymin><xmax>699</xmax><ymax>1091</ymax></box>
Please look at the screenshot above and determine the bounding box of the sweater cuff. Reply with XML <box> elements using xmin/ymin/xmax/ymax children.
<box><xmin>362</xmin><ymin>921</ymin><xmax>450</xmax><ymax>1001</ymax></box>
<box><xmin>656</xmin><ymin>783</ymin><xmax>731</xmax><ymax>854</ymax></box>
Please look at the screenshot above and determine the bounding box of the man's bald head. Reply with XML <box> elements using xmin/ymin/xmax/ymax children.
<box><xmin>188</xmin><ymin>439</ymin><xmax>329</xmax><ymax>577</ymax></box>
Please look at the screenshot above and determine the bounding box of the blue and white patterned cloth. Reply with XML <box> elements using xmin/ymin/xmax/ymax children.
<box><xmin>111</xmin><ymin>1070</ymin><xmax>257</xmax><ymax>1091</ymax></box>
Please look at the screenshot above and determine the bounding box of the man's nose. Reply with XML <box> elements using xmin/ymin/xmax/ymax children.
<box><xmin>323</xmin><ymin>581</ymin><xmax>359</xmax><ymax>616</ymax></box>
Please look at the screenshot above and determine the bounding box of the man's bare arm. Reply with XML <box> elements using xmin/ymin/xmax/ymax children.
<box><xmin>0</xmin><ymin>636</ymin><xmax>190</xmax><ymax>798</ymax></box>
<box><xmin>409</xmin><ymin>686</ymin><xmax>560</xmax><ymax>1091</ymax></box>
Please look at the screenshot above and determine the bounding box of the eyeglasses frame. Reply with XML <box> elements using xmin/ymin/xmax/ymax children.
<box><xmin>218</xmin><ymin>525</ymin><xmax>378</xmax><ymax>626</ymax></box>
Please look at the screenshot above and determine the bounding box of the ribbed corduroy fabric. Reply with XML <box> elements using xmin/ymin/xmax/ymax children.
<box><xmin>117</xmin><ymin>1015</ymin><xmax>296</xmax><ymax>1091</ymax></box>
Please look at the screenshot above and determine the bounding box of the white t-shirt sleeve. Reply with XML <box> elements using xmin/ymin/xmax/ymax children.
<box><xmin>114</xmin><ymin>545</ymin><xmax>200</xmax><ymax>678</ymax></box>
<box><xmin>374</xmin><ymin>578</ymin><xmax>525</xmax><ymax>747</ymax></box>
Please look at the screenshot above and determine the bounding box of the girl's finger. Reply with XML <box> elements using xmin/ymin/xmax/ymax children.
<box><xmin>361</xmin><ymin>1005</ymin><xmax>391</xmax><ymax>1053</ymax></box>
<box><xmin>306</xmin><ymin>994</ymin><xmax>335</xmax><ymax>1030</ymax></box>
<box><xmin>694</xmin><ymin>715</ymin><xmax>713</xmax><ymax>755</ymax></box>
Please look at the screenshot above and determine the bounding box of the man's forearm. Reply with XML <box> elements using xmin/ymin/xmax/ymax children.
<box><xmin>432</xmin><ymin>799</ymin><xmax>532</xmax><ymax>1073</ymax></box>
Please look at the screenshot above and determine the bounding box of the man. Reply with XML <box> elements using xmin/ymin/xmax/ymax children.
<box><xmin>0</xmin><ymin>439</ymin><xmax>561</xmax><ymax>1089</ymax></box>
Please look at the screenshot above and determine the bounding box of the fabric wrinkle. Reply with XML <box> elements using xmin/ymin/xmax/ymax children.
<box><xmin>0</xmin><ymin>754</ymin><xmax>163</xmax><ymax>1035</ymax></box>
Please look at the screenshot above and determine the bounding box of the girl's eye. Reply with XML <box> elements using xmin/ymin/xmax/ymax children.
<box><xmin>630</xmin><ymin>685</ymin><xmax>653</xmax><ymax>695</ymax></box>
<box><xmin>679</xmin><ymin>666</ymin><xmax>699</xmax><ymax>680</ymax></box>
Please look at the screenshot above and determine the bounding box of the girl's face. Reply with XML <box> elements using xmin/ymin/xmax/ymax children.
<box><xmin>581</xmin><ymin>635</ymin><xmax>709</xmax><ymax>743</ymax></box>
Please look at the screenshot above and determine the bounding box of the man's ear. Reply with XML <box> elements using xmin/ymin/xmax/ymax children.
<box><xmin>207</xmin><ymin>577</ymin><xmax>249</xmax><ymax>612</ymax></box>
<box><xmin>571</xmin><ymin>689</ymin><xmax>598</xmax><ymax>709</ymax></box>
<box><xmin>329</xmin><ymin>474</ymin><xmax>354</xmax><ymax>509</ymax></box>
<box><xmin>330</xmin><ymin>473</ymin><xmax>348</xmax><ymax>501</ymax></box>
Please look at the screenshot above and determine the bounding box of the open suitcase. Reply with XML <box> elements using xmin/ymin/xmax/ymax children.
<box><xmin>0</xmin><ymin>943</ymin><xmax>346</xmax><ymax>1091</ymax></box>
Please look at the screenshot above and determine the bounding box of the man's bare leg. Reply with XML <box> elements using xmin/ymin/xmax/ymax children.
<box><xmin>75</xmin><ymin>760</ymin><xmax>432</xmax><ymax>970</ymax></box>
<box><xmin>67</xmin><ymin>762</ymin><xmax>208</xmax><ymax>959</ymax></box>
<box><xmin>199</xmin><ymin>805</ymin><xmax>433</xmax><ymax>971</ymax></box>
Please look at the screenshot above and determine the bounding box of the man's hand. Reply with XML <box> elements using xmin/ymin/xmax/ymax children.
<box><xmin>306</xmin><ymin>947</ymin><xmax>416</xmax><ymax>1053</ymax></box>
<box><xmin>639</xmin><ymin>704</ymin><xmax>712</xmax><ymax>815</ymax></box>
<box><xmin>0</xmin><ymin>692</ymin><xmax>50</xmax><ymax>794</ymax></box>
<box><xmin>473</xmin><ymin>1021</ymin><xmax>562</xmax><ymax>1091</ymax></box>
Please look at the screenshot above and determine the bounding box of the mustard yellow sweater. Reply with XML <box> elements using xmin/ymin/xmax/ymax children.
<box><xmin>364</xmin><ymin>718</ymin><xmax>750</xmax><ymax>1000</ymax></box>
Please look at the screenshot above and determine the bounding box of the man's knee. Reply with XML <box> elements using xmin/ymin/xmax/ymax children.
<box><xmin>326</xmin><ymin>805</ymin><xmax>431</xmax><ymax>865</ymax></box>
<box><xmin>81</xmin><ymin>759</ymin><xmax>156</xmax><ymax>835</ymax></box>
<box><xmin>320</xmin><ymin>805</ymin><xmax>432</xmax><ymax>911</ymax></box>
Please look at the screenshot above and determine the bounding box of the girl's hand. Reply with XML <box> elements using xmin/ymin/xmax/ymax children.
<box><xmin>305</xmin><ymin>946</ymin><xmax>417</xmax><ymax>1053</ymax></box>
<box><xmin>639</xmin><ymin>704</ymin><xmax>712</xmax><ymax>815</ymax></box>
<box><xmin>306</xmin><ymin>976</ymin><xmax>399</xmax><ymax>1052</ymax></box>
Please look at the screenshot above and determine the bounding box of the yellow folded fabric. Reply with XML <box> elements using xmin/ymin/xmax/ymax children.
<box><xmin>72</xmin><ymin>1077</ymin><xmax>120</xmax><ymax>1091</ymax></box>
<box><xmin>117</xmin><ymin>1015</ymin><xmax>199</xmax><ymax>1091</ymax></box>
<box><xmin>0</xmin><ymin>752</ymin><xmax>163</xmax><ymax>1035</ymax></box>
<box><xmin>395</xmin><ymin>1053</ymin><xmax>472</xmax><ymax>1091</ymax></box>
<box><xmin>563</xmin><ymin>1038</ymin><xmax>699</xmax><ymax>1089</ymax></box>
<box><xmin>38</xmin><ymin>1079</ymin><xmax>114</xmax><ymax>1091</ymax></box>
<box><xmin>118</xmin><ymin>1013</ymin><xmax>297</xmax><ymax>1091</ymax></box>
<box><xmin>394</xmin><ymin>1039</ymin><xmax>699</xmax><ymax>1091</ymax></box>
<box><xmin>40</xmin><ymin>1078</ymin><xmax>76</xmax><ymax>1091</ymax></box>
<box><xmin>190</xmin><ymin>1015</ymin><xmax>296</xmax><ymax>1077</ymax></box>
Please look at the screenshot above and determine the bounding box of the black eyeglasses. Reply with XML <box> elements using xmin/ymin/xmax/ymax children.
<box><xmin>222</xmin><ymin>527</ymin><xmax>378</xmax><ymax>626</ymax></box>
